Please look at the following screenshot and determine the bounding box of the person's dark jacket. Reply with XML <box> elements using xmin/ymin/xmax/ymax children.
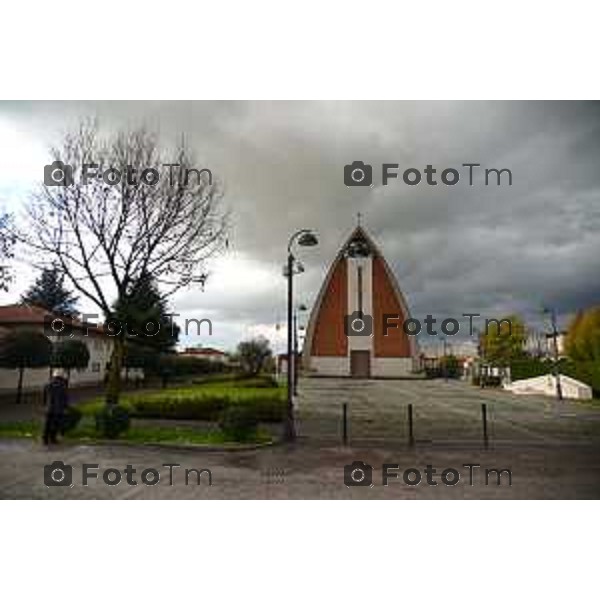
<box><xmin>44</xmin><ymin>377</ymin><xmax>69</xmax><ymax>415</ymax></box>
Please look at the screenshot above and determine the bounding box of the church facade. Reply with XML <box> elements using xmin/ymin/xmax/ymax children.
<box><xmin>303</xmin><ymin>226</ymin><xmax>417</xmax><ymax>378</ymax></box>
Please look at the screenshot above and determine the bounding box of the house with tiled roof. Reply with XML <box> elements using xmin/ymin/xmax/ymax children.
<box><xmin>0</xmin><ymin>303</ymin><xmax>141</xmax><ymax>392</ymax></box>
<box><xmin>179</xmin><ymin>346</ymin><xmax>228</xmax><ymax>363</ymax></box>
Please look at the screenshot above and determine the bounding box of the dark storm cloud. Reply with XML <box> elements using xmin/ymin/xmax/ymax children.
<box><xmin>1</xmin><ymin>101</ymin><xmax>599</xmax><ymax>345</ymax></box>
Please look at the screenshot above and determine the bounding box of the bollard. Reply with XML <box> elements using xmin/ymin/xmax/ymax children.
<box><xmin>481</xmin><ymin>402</ymin><xmax>489</xmax><ymax>448</ymax></box>
<box><xmin>342</xmin><ymin>402</ymin><xmax>348</xmax><ymax>445</ymax></box>
<box><xmin>408</xmin><ymin>403</ymin><xmax>415</xmax><ymax>446</ymax></box>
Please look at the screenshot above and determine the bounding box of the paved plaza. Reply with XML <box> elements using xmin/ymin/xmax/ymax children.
<box><xmin>1</xmin><ymin>378</ymin><xmax>599</xmax><ymax>499</ymax></box>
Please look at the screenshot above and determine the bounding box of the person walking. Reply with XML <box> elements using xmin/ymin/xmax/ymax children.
<box><xmin>43</xmin><ymin>370</ymin><xmax>69</xmax><ymax>445</ymax></box>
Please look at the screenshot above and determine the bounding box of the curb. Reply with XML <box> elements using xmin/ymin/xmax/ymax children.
<box><xmin>0</xmin><ymin>434</ymin><xmax>281</xmax><ymax>453</ymax></box>
<box><xmin>77</xmin><ymin>438</ymin><xmax>281</xmax><ymax>453</ymax></box>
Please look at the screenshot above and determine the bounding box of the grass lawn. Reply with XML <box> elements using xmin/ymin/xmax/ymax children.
<box><xmin>0</xmin><ymin>378</ymin><xmax>282</xmax><ymax>447</ymax></box>
<box><xmin>0</xmin><ymin>417</ymin><xmax>273</xmax><ymax>447</ymax></box>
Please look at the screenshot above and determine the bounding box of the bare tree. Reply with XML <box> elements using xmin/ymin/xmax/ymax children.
<box><xmin>0</xmin><ymin>212</ymin><xmax>15</xmax><ymax>291</ymax></box>
<box><xmin>23</xmin><ymin>122</ymin><xmax>228</xmax><ymax>404</ymax></box>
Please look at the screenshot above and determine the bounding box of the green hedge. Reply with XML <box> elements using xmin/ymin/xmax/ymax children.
<box><xmin>191</xmin><ymin>375</ymin><xmax>279</xmax><ymax>388</ymax></box>
<box><xmin>510</xmin><ymin>358</ymin><xmax>555</xmax><ymax>381</ymax></box>
<box><xmin>81</xmin><ymin>386</ymin><xmax>285</xmax><ymax>422</ymax></box>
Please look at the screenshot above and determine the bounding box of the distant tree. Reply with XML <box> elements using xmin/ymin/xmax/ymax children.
<box><xmin>112</xmin><ymin>271</ymin><xmax>180</xmax><ymax>353</ymax></box>
<box><xmin>21</xmin><ymin>264</ymin><xmax>79</xmax><ymax>316</ymax></box>
<box><xmin>439</xmin><ymin>354</ymin><xmax>461</xmax><ymax>378</ymax></box>
<box><xmin>566</xmin><ymin>306</ymin><xmax>600</xmax><ymax>362</ymax></box>
<box><xmin>480</xmin><ymin>314</ymin><xmax>527</xmax><ymax>366</ymax></box>
<box><xmin>0</xmin><ymin>212</ymin><xmax>15</xmax><ymax>291</ymax></box>
<box><xmin>0</xmin><ymin>330</ymin><xmax>53</xmax><ymax>403</ymax></box>
<box><xmin>236</xmin><ymin>337</ymin><xmax>272</xmax><ymax>376</ymax></box>
<box><xmin>52</xmin><ymin>339</ymin><xmax>90</xmax><ymax>381</ymax></box>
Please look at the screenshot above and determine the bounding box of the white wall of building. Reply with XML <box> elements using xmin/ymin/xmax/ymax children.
<box><xmin>371</xmin><ymin>358</ymin><xmax>414</xmax><ymax>378</ymax></box>
<box><xmin>0</xmin><ymin>326</ymin><xmax>142</xmax><ymax>392</ymax></box>
<box><xmin>307</xmin><ymin>356</ymin><xmax>349</xmax><ymax>377</ymax></box>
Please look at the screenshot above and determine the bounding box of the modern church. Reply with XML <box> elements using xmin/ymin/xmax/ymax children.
<box><xmin>303</xmin><ymin>226</ymin><xmax>418</xmax><ymax>378</ymax></box>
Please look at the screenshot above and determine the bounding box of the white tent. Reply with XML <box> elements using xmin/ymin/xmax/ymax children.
<box><xmin>504</xmin><ymin>374</ymin><xmax>592</xmax><ymax>400</ymax></box>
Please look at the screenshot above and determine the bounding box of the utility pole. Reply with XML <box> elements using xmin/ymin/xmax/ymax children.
<box><xmin>544</xmin><ymin>307</ymin><xmax>563</xmax><ymax>401</ymax></box>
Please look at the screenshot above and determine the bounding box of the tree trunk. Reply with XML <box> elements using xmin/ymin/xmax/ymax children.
<box><xmin>106</xmin><ymin>336</ymin><xmax>125</xmax><ymax>405</ymax></box>
<box><xmin>16</xmin><ymin>367</ymin><xmax>24</xmax><ymax>404</ymax></box>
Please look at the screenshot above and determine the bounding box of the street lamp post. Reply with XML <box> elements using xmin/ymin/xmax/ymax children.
<box><xmin>544</xmin><ymin>306</ymin><xmax>563</xmax><ymax>401</ymax></box>
<box><xmin>284</xmin><ymin>230</ymin><xmax>318</xmax><ymax>442</ymax></box>
<box><xmin>293</xmin><ymin>304</ymin><xmax>308</xmax><ymax>397</ymax></box>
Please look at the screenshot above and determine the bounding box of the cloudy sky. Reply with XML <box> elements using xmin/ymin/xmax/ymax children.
<box><xmin>0</xmin><ymin>101</ymin><xmax>598</xmax><ymax>353</ymax></box>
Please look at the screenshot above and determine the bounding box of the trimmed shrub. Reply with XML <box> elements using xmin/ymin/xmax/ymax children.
<box><xmin>62</xmin><ymin>405</ymin><xmax>82</xmax><ymax>433</ymax></box>
<box><xmin>95</xmin><ymin>405</ymin><xmax>131</xmax><ymax>439</ymax></box>
<box><xmin>219</xmin><ymin>404</ymin><xmax>259</xmax><ymax>442</ymax></box>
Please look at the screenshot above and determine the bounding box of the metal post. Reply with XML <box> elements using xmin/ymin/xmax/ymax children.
<box><xmin>549</xmin><ymin>309</ymin><xmax>563</xmax><ymax>402</ymax></box>
<box><xmin>284</xmin><ymin>252</ymin><xmax>296</xmax><ymax>441</ymax></box>
<box><xmin>482</xmin><ymin>403</ymin><xmax>489</xmax><ymax>448</ymax></box>
<box><xmin>408</xmin><ymin>403</ymin><xmax>414</xmax><ymax>446</ymax></box>
<box><xmin>443</xmin><ymin>337</ymin><xmax>448</xmax><ymax>382</ymax></box>
<box><xmin>293</xmin><ymin>311</ymin><xmax>299</xmax><ymax>396</ymax></box>
<box><xmin>342</xmin><ymin>402</ymin><xmax>348</xmax><ymax>445</ymax></box>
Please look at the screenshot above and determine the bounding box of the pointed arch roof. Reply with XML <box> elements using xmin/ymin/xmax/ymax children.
<box><xmin>303</xmin><ymin>225</ymin><xmax>417</xmax><ymax>361</ymax></box>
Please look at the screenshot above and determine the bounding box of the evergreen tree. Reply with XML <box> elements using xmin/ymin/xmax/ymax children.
<box><xmin>112</xmin><ymin>272</ymin><xmax>180</xmax><ymax>353</ymax></box>
<box><xmin>52</xmin><ymin>339</ymin><xmax>91</xmax><ymax>381</ymax></box>
<box><xmin>21</xmin><ymin>265</ymin><xmax>79</xmax><ymax>316</ymax></box>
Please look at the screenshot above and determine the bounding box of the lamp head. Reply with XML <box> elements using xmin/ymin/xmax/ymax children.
<box><xmin>298</xmin><ymin>231</ymin><xmax>318</xmax><ymax>247</ymax></box>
